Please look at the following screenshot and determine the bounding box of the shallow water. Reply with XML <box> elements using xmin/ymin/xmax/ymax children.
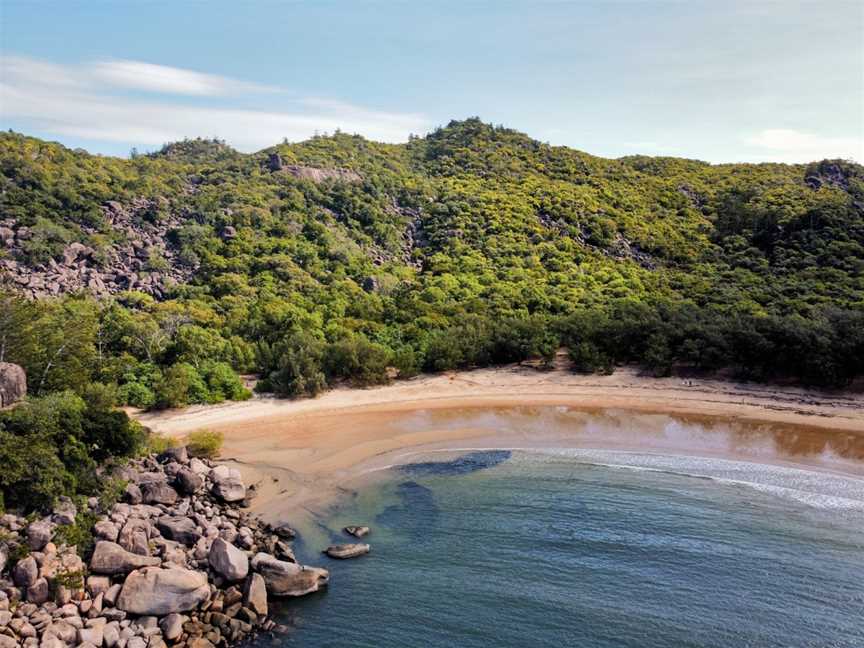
<box><xmin>254</xmin><ymin>446</ymin><xmax>864</xmax><ymax>648</ymax></box>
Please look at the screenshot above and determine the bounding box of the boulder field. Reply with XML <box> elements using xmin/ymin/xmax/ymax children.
<box><xmin>0</xmin><ymin>447</ymin><xmax>329</xmax><ymax>647</ymax></box>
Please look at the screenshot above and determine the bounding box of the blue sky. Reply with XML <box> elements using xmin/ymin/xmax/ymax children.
<box><xmin>1</xmin><ymin>0</ymin><xmax>862</xmax><ymax>162</ymax></box>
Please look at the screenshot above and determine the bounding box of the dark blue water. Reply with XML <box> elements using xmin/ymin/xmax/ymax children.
<box><xmin>256</xmin><ymin>450</ymin><xmax>864</xmax><ymax>648</ymax></box>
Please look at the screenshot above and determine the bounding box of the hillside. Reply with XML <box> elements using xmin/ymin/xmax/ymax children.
<box><xmin>1</xmin><ymin>118</ymin><xmax>863</xmax><ymax>410</ymax></box>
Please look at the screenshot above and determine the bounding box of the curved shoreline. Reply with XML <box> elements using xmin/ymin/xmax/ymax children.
<box><xmin>134</xmin><ymin>366</ymin><xmax>864</xmax><ymax>520</ymax></box>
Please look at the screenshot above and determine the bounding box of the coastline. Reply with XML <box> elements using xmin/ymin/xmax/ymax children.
<box><xmin>134</xmin><ymin>365</ymin><xmax>864</xmax><ymax>521</ymax></box>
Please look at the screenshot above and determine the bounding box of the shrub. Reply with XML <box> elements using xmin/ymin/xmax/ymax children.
<box><xmin>185</xmin><ymin>429</ymin><xmax>223</xmax><ymax>458</ymax></box>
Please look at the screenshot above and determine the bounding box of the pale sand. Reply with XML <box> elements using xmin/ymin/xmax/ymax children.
<box><xmin>134</xmin><ymin>365</ymin><xmax>864</xmax><ymax>521</ymax></box>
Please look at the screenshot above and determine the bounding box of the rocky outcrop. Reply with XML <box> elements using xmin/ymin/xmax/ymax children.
<box><xmin>265</xmin><ymin>155</ymin><xmax>362</xmax><ymax>183</ymax></box>
<box><xmin>324</xmin><ymin>543</ymin><xmax>370</xmax><ymax>559</ymax></box>
<box><xmin>0</xmin><ymin>363</ymin><xmax>26</xmax><ymax>408</ymax></box>
<box><xmin>0</xmin><ymin>448</ymin><xmax>333</xmax><ymax>647</ymax></box>
<box><xmin>116</xmin><ymin>567</ymin><xmax>210</xmax><ymax>615</ymax></box>
<box><xmin>0</xmin><ymin>197</ymin><xmax>197</xmax><ymax>299</ymax></box>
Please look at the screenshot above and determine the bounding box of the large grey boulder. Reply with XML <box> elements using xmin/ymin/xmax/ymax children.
<box><xmin>242</xmin><ymin>573</ymin><xmax>268</xmax><ymax>617</ymax></box>
<box><xmin>210</xmin><ymin>472</ymin><xmax>246</xmax><ymax>503</ymax></box>
<box><xmin>156</xmin><ymin>516</ymin><xmax>201</xmax><ymax>546</ymax></box>
<box><xmin>175</xmin><ymin>468</ymin><xmax>203</xmax><ymax>495</ymax></box>
<box><xmin>116</xmin><ymin>568</ymin><xmax>209</xmax><ymax>615</ymax></box>
<box><xmin>250</xmin><ymin>552</ymin><xmax>329</xmax><ymax>597</ymax></box>
<box><xmin>89</xmin><ymin>541</ymin><xmax>160</xmax><ymax>575</ymax></box>
<box><xmin>208</xmin><ymin>538</ymin><xmax>248</xmax><ymax>582</ymax></box>
<box><xmin>12</xmin><ymin>556</ymin><xmax>38</xmax><ymax>587</ymax></box>
<box><xmin>0</xmin><ymin>362</ymin><xmax>26</xmax><ymax>407</ymax></box>
<box><xmin>118</xmin><ymin>519</ymin><xmax>151</xmax><ymax>556</ymax></box>
<box><xmin>140</xmin><ymin>481</ymin><xmax>178</xmax><ymax>505</ymax></box>
<box><xmin>27</xmin><ymin>520</ymin><xmax>53</xmax><ymax>550</ymax></box>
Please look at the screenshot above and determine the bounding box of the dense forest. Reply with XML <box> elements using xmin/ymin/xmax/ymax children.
<box><xmin>1</xmin><ymin>118</ymin><xmax>863</xmax><ymax>509</ymax></box>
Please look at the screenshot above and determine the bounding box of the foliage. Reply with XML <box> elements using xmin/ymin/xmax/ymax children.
<box><xmin>185</xmin><ymin>429</ymin><xmax>224</xmax><ymax>458</ymax></box>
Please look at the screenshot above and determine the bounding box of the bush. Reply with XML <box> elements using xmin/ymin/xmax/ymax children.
<box><xmin>185</xmin><ymin>429</ymin><xmax>223</xmax><ymax>458</ymax></box>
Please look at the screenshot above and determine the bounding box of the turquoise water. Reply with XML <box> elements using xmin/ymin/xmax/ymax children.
<box><xmin>257</xmin><ymin>449</ymin><xmax>864</xmax><ymax>648</ymax></box>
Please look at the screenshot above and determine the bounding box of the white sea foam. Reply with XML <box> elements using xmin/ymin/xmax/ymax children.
<box><xmin>532</xmin><ymin>448</ymin><xmax>864</xmax><ymax>512</ymax></box>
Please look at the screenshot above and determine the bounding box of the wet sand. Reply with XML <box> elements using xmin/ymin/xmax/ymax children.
<box><xmin>134</xmin><ymin>366</ymin><xmax>864</xmax><ymax>522</ymax></box>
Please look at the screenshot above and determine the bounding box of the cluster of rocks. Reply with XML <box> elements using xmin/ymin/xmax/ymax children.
<box><xmin>0</xmin><ymin>446</ymin><xmax>331</xmax><ymax>648</ymax></box>
<box><xmin>0</xmin><ymin>198</ymin><xmax>195</xmax><ymax>299</ymax></box>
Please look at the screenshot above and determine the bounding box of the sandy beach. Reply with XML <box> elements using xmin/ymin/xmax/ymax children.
<box><xmin>133</xmin><ymin>365</ymin><xmax>864</xmax><ymax>522</ymax></box>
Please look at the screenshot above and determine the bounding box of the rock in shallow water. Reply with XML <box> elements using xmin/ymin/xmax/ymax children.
<box><xmin>324</xmin><ymin>543</ymin><xmax>371</xmax><ymax>559</ymax></box>
<box><xmin>250</xmin><ymin>552</ymin><xmax>329</xmax><ymax>597</ymax></box>
<box><xmin>344</xmin><ymin>525</ymin><xmax>370</xmax><ymax>538</ymax></box>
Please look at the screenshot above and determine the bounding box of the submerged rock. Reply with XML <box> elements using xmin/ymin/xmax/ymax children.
<box><xmin>324</xmin><ymin>543</ymin><xmax>370</xmax><ymax>559</ymax></box>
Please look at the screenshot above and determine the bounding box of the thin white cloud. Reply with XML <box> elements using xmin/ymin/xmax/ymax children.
<box><xmin>0</xmin><ymin>55</ymin><xmax>430</xmax><ymax>151</ymax></box>
<box><xmin>745</xmin><ymin>129</ymin><xmax>863</xmax><ymax>163</ymax></box>
<box><xmin>91</xmin><ymin>60</ymin><xmax>278</xmax><ymax>96</ymax></box>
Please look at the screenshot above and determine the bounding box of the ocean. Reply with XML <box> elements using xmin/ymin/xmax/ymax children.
<box><xmin>252</xmin><ymin>446</ymin><xmax>864</xmax><ymax>647</ymax></box>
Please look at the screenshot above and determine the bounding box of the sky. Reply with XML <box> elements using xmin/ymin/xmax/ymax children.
<box><xmin>1</xmin><ymin>0</ymin><xmax>862</xmax><ymax>163</ymax></box>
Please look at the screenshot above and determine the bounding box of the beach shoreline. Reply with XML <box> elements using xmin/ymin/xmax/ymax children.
<box><xmin>133</xmin><ymin>365</ymin><xmax>864</xmax><ymax>521</ymax></box>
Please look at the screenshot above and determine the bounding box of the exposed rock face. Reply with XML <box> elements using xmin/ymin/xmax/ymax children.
<box><xmin>0</xmin><ymin>362</ymin><xmax>26</xmax><ymax>407</ymax></box>
<box><xmin>89</xmin><ymin>541</ymin><xmax>161</xmax><ymax>575</ymax></box>
<box><xmin>0</xmin><ymin>198</ymin><xmax>197</xmax><ymax>299</ymax></box>
<box><xmin>208</xmin><ymin>538</ymin><xmax>249</xmax><ymax>582</ymax></box>
<box><xmin>324</xmin><ymin>543</ymin><xmax>370</xmax><ymax>559</ymax></box>
<box><xmin>250</xmin><ymin>553</ymin><xmax>329</xmax><ymax>597</ymax></box>
<box><xmin>265</xmin><ymin>155</ymin><xmax>362</xmax><ymax>183</ymax></box>
<box><xmin>116</xmin><ymin>567</ymin><xmax>210</xmax><ymax>615</ymax></box>
<box><xmin>117</xmin><ymin>519</ymin><xmax>151</xmax><ymax>555</ymax></box>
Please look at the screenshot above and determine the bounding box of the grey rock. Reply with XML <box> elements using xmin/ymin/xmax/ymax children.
<box><xmin>0</xmin><ymin>362</ymin><xmax>26</xmax><ymax>407</ymax></box>
<box><xmin>27</xmin><ymin>520</ymin><xmax>53</xmax><ymax>550</ymax></box>
<box><xmin>51</xmin><ymin>499</ymin><xmax>76</xmax><ymax>526</ymax></box>
<box><xmin>157</xmin><ymin>446</ymin><xmax>188</xmax><ymax>465</ymax></box>
<box><xmin>210</xmin><ymin>475</ymin><xmax>245</xmax><ymax>503</ymax></box>
<box><xmin>116</xmin><ymin>567</ymin><xmax>209</xmax><ymax>615</ymax></box>
<box><xmin>104</xmin><ymin>583</ymin><xmax>122</xmax><ymax>607</ymax></box>
<box><xmin>344</xmin><ymin>525</ymin><xmax>370</xmax><ymax>538</ymax></box>
<box><xmin>208</xmin><ymin>538</ymin><xmax>249</xmax><ymax>582</ymax></box>
<box><xmin>140</xmin><ymin>482</ymin><xmax>178</xmax><ymax>506</ymax></box>
<box><xmin>156</xmin><ymin>516</ymin><xmax>201</xmax><ymax>546</ymax></box>
<box><xmin>242</xmin><ymin>573</ymin><xmax>268</xmax><ymax>617</ymax></box>
<box><xmin>26</xmin><ymin>577</ymin><xmax>49</xmax><ymax>604</ymax></box>
<box><xmin>250</xmin><ymin>552</ymin><xmax>329</xmax><ymax>597</ymax></box>
<box><xmin>89</xmin><ymin>541</ymin><xmax>160</xmax><ymax>575</ymax></box>
<box><xmin>324</xmin><ymin>543</ymin><xmax>370</xmax><ymax>559</ymax></box>
<box><xmin>123</xmin><ymin>483</ymin><xmax>142</xmax><ymax>505</ymax></box>
<box><xmin>175</xmin><ymin>467</ymin><xmax>204</xmax><ymax>495</ymax></box>
<box><xmin>13</xmin><ymin>555</ymin><xmax>38</xmax><ymax>587</ymax></box>
<box><xmin>158</xmin><ymin>613</ymin><xmax>187</xmax><ymax>641</ymax></box>
<box><xmin>118</xmin><ymin>519</ymin><xmax>151</xmax><ymax>556</ymax></box>
<box><xmin>93</xmin><ymin>520</ymin><xmax>120</xmax><ymax>543</ymax></box>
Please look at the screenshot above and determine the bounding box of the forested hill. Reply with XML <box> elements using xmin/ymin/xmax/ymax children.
<box><xmin>1</xmin><ymin>118</ymin><xmax>863</xmax><ymax>408</ymax></box>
